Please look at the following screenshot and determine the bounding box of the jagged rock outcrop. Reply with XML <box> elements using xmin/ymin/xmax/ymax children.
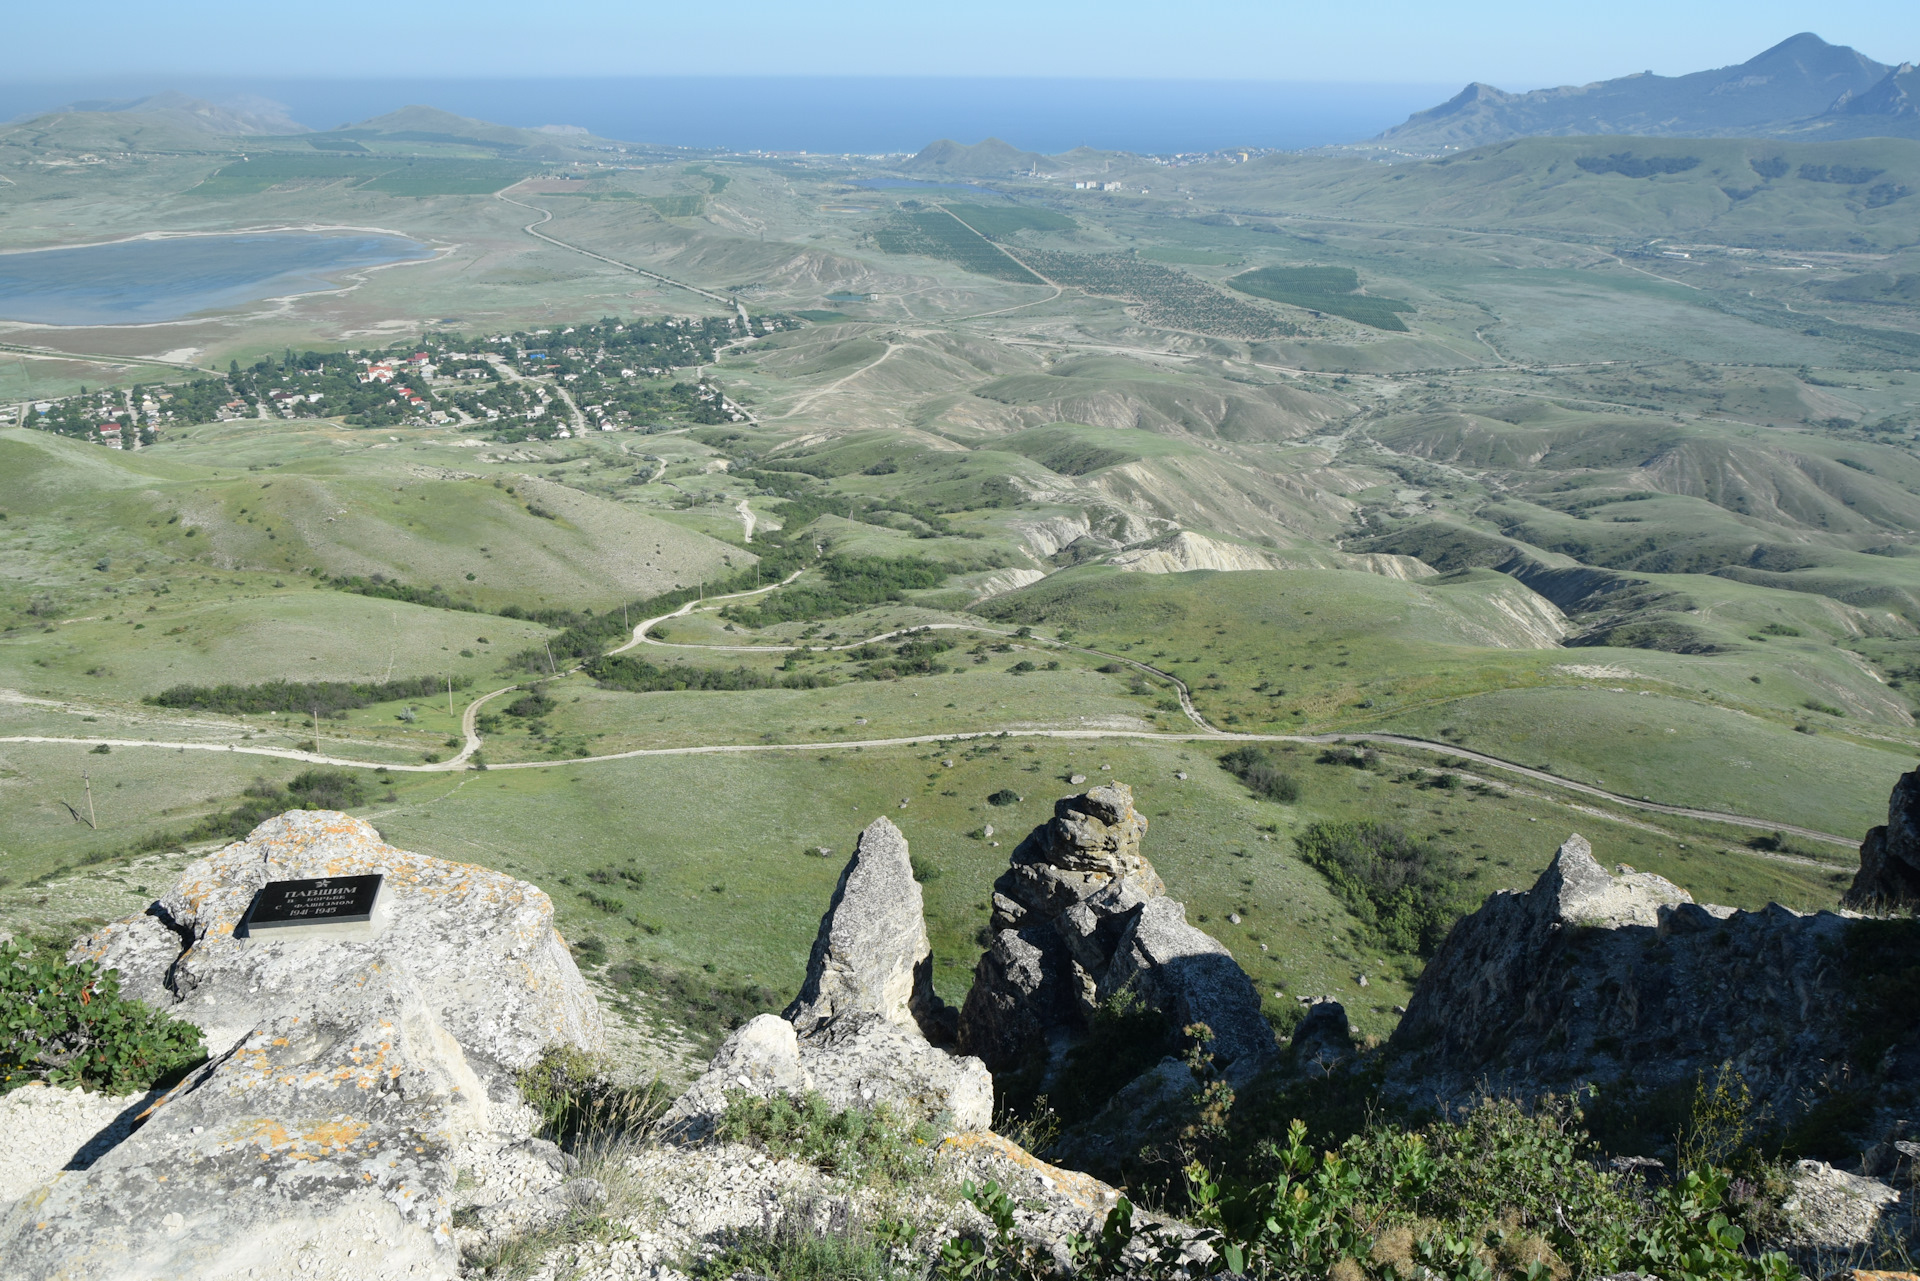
<box><xmin>1847</xmin><ymin>763</ymin><xmax>1920</xmax><ymax>906</ymax></box>
<box><xmin>661</xmin><ymin>818</ymin><xmax>993</xmax><ymax>1139</ymax></box>
<box><xmin>784</xmin><ymin>815</ymin><xmax>950</xmax><ymax>1042</ymax></box>
<box><xmin>1386</xmin><ymin>832</ymin><xmax>1910</xmax><ymax>1125</ymax></box>
<box><xmin>1</xmin><ymin>811</ymin><xmax>602</xmax><ymax>1281</ymax></box>
<box><xmin>958</xmin><ymin>784</ymin><xmax>1276</xmax><ymax>1087</ymax></box>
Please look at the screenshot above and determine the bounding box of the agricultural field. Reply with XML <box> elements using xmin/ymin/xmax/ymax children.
<box><xmin>1</xmin><ymin>110</ymin><xmax>1916</xmax><ymax>1067</ymax></box>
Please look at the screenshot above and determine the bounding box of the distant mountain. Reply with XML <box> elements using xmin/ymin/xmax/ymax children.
<box><xmin>1373</xmin><ymin>34</ymin><xmax>1915</xmax><ymax>150</ymax></box>
<box><xmin>1830</xmin><ymin>62</ymin><xmax>1919</xmax><ymax>122</ymax></box>
<box><xmin>44</xmin><ymin>90</ymin><xmax>308</xmax><ymax>136</ymax></box>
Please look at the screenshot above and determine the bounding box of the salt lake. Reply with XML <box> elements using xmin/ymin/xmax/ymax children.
<box><xmin>0</xmin><ymin>231</ymin><xmax>430</xmax><ymax>326</ymax></box>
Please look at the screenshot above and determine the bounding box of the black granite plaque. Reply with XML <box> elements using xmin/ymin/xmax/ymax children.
<box><xmin>248</xmin><ymin>874</ymin><xmax>385</xmax><ymax>930</ymax></box>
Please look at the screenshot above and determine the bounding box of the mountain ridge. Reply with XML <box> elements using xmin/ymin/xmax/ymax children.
<box><xmin>1372</xmin><ymin>33</ymin><xmax>1917</xmax><ymax>151</ymax></box>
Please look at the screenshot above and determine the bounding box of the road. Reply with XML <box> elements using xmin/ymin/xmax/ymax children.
<box><xmin>1</xmin><ymin>590</ymin><xmax>1864</xmax><ymax>853</ymax></box>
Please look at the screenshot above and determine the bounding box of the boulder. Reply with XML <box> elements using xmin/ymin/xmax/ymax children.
<box><xmin>1290</xmin><ymin>999</ymin><xmax>1355</xmax><ymax>1070</ymax></box>
<box><xmin>959</xmin><ymin>783</ymin><xmax>1275</xmax><ymax>1086</ymax></box>
<box><xmin>1387</xmin><ymin>831</ymin><xmax>1894</xmax><ymax>1126</ymax></box>
<box><xmin>68</xmin><ymin>810</ymin><xmax>602</xmax><ymax>1086</ymax></box>
<box><xmin>665</xmin><ymin>820</ymin><xmax>993</xmax><ymax>1141</ymax></box>
<box><xmin>1</xmin><ymin>811</ymin><xmax>603</xmax><ymax>1281</ymax></box>
<box><xmin>1848</xmin><ymin>765</ymin><xmax>1920</xmax><ymax>907</ymax></box>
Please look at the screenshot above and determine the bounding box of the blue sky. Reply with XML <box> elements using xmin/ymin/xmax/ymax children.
<box><xmin>15</xmin><ymin>1</ymin><xmax>1918</xmax><ymax>86</ymax></box>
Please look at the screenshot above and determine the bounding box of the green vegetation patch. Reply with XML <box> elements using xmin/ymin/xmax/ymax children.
<box><xmin>585</xmin><ymin>655</ymin><xmax>831</xmax><ymax>692</ymax></box>
<box><xmin>720</xmin><ymin>555</ymin><xmax>960</xmax><ymax>626</ymax></box>
<box><xmin>1228</xmin><ymin>266</ymin><xmax>1415</xmax><ymax>331</ymax></box>
<box><xmin>871</xmin><ymin>209</ymin><xmax>1042</xmax><ymax>284</ymax></box>
<box><xmin>1</xmin><ymin>940</ymin><xmax>206</xmax><ymax>1095</ymax></box>
<box><xmin>715</xmin><ymin>1089</ymin><xmax>938</xmax><ymax>1182</ymax></box>
<box><xmin>1293</xmin><ymin>818</ymin><xmax>1464</xmax><ymax>955</ymax></box>
<box><xmin>191</xmin><ymin>154</ymin><xmax>537</xmax><ymax>197</ymax></box>
<box><xmin>147</xmin><ymin>674</ymin><xmax>471</xmax><ymax>718</ymax></box>
<box><xmin>939</xmin><ymin>203</ymin><xmax>1076</xmax><ymax>237</ymax></box>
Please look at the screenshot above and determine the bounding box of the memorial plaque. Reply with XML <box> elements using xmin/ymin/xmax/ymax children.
<box><xmin>247</xmin><ymin>874</ymin><xmax>385</xmax><ymax>931</ymax></box>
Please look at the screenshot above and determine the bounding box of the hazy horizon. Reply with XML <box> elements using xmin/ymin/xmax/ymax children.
<box><xmin>0</xmin><ymin>76</ymin><xmax>1460</xmax><ymax>155</ymax></box>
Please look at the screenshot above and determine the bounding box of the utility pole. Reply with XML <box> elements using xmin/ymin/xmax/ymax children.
<box><xmin>311</xmin><ymin>703</ymin><xmax>321</xmax><ymax>754</ymax></box>
<box><xmin>83</xmin><ymin>770</ymin><xmax>96</xmax><ymax>828</ymax></box>
<box><xmin>447</xmin><ymin>672</ymin><xmax>454</xmax><ymax>715</ymax></box>
<box><xmin>543</xmin><ymin>639</ymin><xmax>557</xmax><ymax>675</ymax></box>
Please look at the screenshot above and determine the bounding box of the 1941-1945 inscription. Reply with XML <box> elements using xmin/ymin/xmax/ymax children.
<box><xmin>247</xmin><ymin>874</ymin><xmax>385</xmax><ymax>930</ymax></box>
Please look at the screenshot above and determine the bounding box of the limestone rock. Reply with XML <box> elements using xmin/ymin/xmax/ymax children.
<box><xmin>2</xmin><ymin>811</ymin><xmax>605</xmax><ymax>1281</ymax></box>
<box><xmin>959</xmin><ymin>783</ymin><xmax>1275</xmax><ymax>1116</ymax></box>
<box><xmin>1778</xmin><ymin>1160</ymin><xmax>1903</xmax><ymax>1251</ymax></box>
<box><xmin>1388</xmin><ymin>831</ymin><xmax>1888</xmax><ymax>1126</ymax></box>
<box><xmin>655</xmin><ymin>1014</ymin><xmax>804</xmax><ymax>1140</ymax></box>
<box><xmin>1104</xmin><ymin>897</ymin><xmax>1273</xmax><ymax>1082</ymax></box>
<box><xmin>785</xmin><ymin>816</ymin><xmax>946</xmax><ymax>1042</ymax></box>
<box><xmin>3</xmin><ymin>956</ymin><xmax>486</xmax><ymax>1279</ymax></box>
<box><xmin>799</xmin><ymin>1015</ymin><xmax>994</xmax><ymax>1131</ymax></box>
<box><xmin>1848</xmin><ymin>765</ymin><xmax>1920</xmax><ymax>906</ymax></box>
<box><xmin>668</xmin><ymin>821</ymin><xmax>993</xmax><ymax>1142</ymax></box>
<box><xmin>69</xmin><ymin>810</ymin><xmax>602</xmax><ymax>1085</ymax></box>
<box><xmin>1290</xmin><ymin>999</ymin><xmax>1355</xmax><ymax>1069</ymax></box>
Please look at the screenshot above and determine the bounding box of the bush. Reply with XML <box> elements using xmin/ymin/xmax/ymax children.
<box><xmin>147</xmin><ymin>673</ymin><xmax>469</xmax><ymax>717</ymax></box>
<box><xmin>1294</xmin><ymin>820</ymin><xmax>1465</xmax><ymax>956</ymax></box>
<box><xmin>515</xmin><ymin>1044</ymin><xmax>667</xmax><ymax>1153</ymax></box>
<box><xmin>1</xmin><ymin>940</ymin><xmax>205</xmax><ymax>1095</ymax></box>
<box><xmin>1218</xmin><ymin>746</ymin><xmax>1301</xmax><ymax>803</ymax></box>
<box><xmin>959</xmin><ymin>1096</ymin><xmax>1799</xmax><ymax>1281</ymax></box>
<box><xmin>987</xmin><ymin>789</ymin><xmax>1021</xmax><ymax>807</ymax></box>
<box><xmin>716</xmin><ymin>1090</ymin><xmax>939</xmax><ymax>1185</ymax></box>
<box><xmin>707</xmin><ymin>1201</ymin><xmax>919</xmax><ymax>1281</ymax></box>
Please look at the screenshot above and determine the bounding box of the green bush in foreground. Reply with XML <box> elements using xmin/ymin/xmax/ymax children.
<box><xmin>0</xmin><ymin>941</ymin><xmax>205</xmax><ymax>1096</ymax></box>
<box><xmin>942</xmin><ymin>1099</ymin><xmax>1797</xmax><ymax>1280</ymax></box>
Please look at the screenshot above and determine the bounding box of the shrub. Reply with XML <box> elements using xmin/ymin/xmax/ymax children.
<box><xmin>1293</xmin><ymin>820</ymin><xmax>1464</xmax><ymax>955</ymax></box>
<box><xmin>707</xmin><ymin>1201</ymin><xmax>919</xmax><ymax>1281</ymax></box>
<box><xmin>514</xmin><ymin>1044</ymin><xmax>666</xmax><ymax>1153</ymax></box>
<box><xmin>716</xmin><ymin>1089</ymin><xmax>939</xmax><ymax>1184</ymax></box>
<box><xmin>987</xmin><ymin>788</ymin><xmax>1021</xmax><ymax>807</ymax></box>
<box><xmin>1219</xmin><ymin>745</ymin><xmax>1302</xmax><ymax>803</ymax></box>
<box><xmin>147</xmin><ymin>673</ymin><xmax>469</xmax><ymax>717</ymax></box>
<box><xmin>1</xmin><ymin>941</ymin><xmax>205</xmax><ymax>1095</ymax></box>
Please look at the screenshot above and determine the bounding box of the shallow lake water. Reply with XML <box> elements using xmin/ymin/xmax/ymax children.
<box><xmin>0</xmin><ymin>231</ymin><xmax>430</xmax><ymax>326</ymax></box>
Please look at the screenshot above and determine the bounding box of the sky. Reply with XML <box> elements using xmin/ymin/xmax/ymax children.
<box><xmin>13</xmin><ymin>1</ymin><xmax>1918</xmax><ymax>87</ymax></box>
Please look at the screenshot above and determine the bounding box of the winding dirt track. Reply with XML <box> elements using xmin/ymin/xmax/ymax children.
<box><xmin>0</xmin><ymin>582</ymin><xmax>1863</xmax><ymax>852</ymax></box>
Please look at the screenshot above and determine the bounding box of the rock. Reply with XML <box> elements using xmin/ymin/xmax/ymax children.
<box><xmin>1070</xmin><ymin>774</ymin><xmax>1087</xmax><ymax>785</ymax></box>
<box><xmin>797</xmin><ymin>1015</ymin><xmax>993</xmax><ymax>1131</ymax></box>
<box><xmin>1778</xmin><ymin>1160</ymin><xmax>1902</xmax><ymax>1251</ymax></box>
<box><xmin>1847</xmin><ymin>765</ymin><xmax>1920</xmax><ymax>907</ymax></box>
<box><xmin>667</xmin><ymin>821</ymin><xmax>993</xmax><ymax>1141</ymax></box>
<box><xmin>1387</xmin><ymin>830</ymin><xmax>1895</xmax><ymax>1128</ymax></box>
<box><xmin>785</xmin><ymin>816</ymin><xmax>947</xmax><ymax>1043</ymax></box>
<box><xmin>1</xmin><ymin>811</ymin><xmax>603</xmax><ymax>1281</ymax></box>
<box><xmin>1290</xmin><ymin>1000</ymin><xmax>1354</xmax><ymax>1068</ymax></box>
<box><xmin>1105</xmin><ymin>898</ymin><xmax>1273</xmax><ymax>1081</ymax></box>
<box><xmin>69</xmin><ymin>810</ymin><xmax>602</xmax><ymax>1086</ymax></box>
<box><xmin>958</xmin><ymin>783</ymin><xmax>1275</xmax><ymax>1128</ymax></box>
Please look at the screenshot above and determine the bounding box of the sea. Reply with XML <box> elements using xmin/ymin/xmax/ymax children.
<box><xmin>0</xmin><ymin>77</ymin><xmax>1451</xmax><ymax>156</ymax></box>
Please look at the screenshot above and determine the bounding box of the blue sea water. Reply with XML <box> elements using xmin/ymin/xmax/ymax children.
<box><xmin>1</xmin><ymin>77</ymin><xmax>1451</xmax><ymax>156</ymax></box>
<box><xmin>0</xmin><ymin>232</ymin><xmax>430</xmax><ymax>326</ymax></box>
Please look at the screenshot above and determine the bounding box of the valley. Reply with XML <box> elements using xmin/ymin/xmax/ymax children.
<box><xmin>1</xmin><ymin>102</ymin><xmax>1916</xmax><ymax>1071</ymax></box>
